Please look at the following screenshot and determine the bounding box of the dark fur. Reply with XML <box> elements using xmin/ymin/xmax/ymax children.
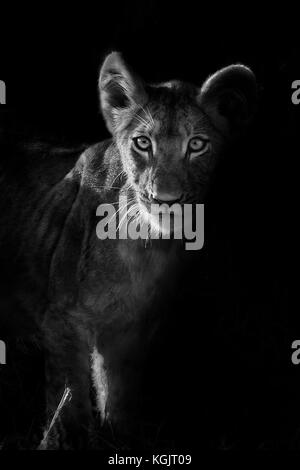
<box><xmin>0</xmin><ymin>53</ymin><xmax>257</xmax><ymax>449</ymax></box>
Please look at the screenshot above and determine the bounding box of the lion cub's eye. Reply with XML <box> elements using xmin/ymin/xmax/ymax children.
<box><xmin>133</xmin><ymin>136</ymin><xmax>152</xmax><ymax>152</ymax></box>
<box><xmin>188</xmin><ymin>137</ymin><xmax>209</xmax><ymax>154</ymax></box>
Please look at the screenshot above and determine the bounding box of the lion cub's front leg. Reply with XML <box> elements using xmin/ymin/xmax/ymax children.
<box><xmin>40</xmin><ymin>307</ymin><xmax>95</xmax><ymax>450</ymax></box>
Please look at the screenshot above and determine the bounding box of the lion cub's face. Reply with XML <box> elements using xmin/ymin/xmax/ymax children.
<box><xmin>99</xmin><ymin>52</ymin><xmax>257</xmax><ymax>232</ymax></box>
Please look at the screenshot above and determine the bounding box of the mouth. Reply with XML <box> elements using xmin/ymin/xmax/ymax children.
<box><xmin>137</xmin><ymin>193</ymin><xmax>184</xmax><ymax>237</ymax></box>
<box><xmin>138</xmin><ymin>193</ymin><xmax>183</xmax><ymax>210</ymax></box>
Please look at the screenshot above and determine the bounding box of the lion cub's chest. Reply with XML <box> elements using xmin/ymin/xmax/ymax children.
<box><xmin>79</xmin><ymin>239</ymin><xmax>178</xmax><ymax>324</ymax></box>
<box><xmin>118</xmin><ymin>240</ymin><xmax>177</xmax><ymax>297</ymax></box>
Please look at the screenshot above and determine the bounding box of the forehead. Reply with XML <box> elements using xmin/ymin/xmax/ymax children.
<box><xmin>133</xmin><ymin>84</ymin><xmax>210</xmax><ymax>137</ymax></box>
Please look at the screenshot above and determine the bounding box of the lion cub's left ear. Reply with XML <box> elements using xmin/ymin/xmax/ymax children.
<box><xmin>198</xmin><ymin>65</ymin><xmax>257</xmax><ymax>137</ymax></box>
<box><xmin>99</xmin><ymin>52</ymin><xmax>147</xmax><ymax>134</ymax></box>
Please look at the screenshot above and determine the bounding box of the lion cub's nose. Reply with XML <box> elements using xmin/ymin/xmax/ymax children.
<box><xmin>152</xmin><ymin>184</ymin><xmax>183</xmax><ymax>204</ymax></box>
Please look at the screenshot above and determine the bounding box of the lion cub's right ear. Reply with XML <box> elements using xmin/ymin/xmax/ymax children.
<box><xmin>198</xmin><ymin>64</ymin><xmax>257</xmax><ymax>138</ymax></box>
<box><xmin>99</xmin><ymin>52</ymin><xmax>147</xmax><ymax>134</ymax></box>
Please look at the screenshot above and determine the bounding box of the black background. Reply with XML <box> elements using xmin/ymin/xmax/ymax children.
<box><xmin>0</xmin><ymin>1</ymin><xmax>298</xmax><ymax>451</ymax></box>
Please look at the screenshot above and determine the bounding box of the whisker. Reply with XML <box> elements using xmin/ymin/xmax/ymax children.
<box><xmin>144</xmin><ymin>105</ymin><xmax>155</xmax><ymax>129</ymax></box>
<box><xmin>133</xmin><ymin>114</ymin><xmax>151</xmax><ymax>129</ymax></box>
<box><xmin>110</xmin><ymin>170</ymin><xmax>127</xmax><ymax>188</ymax></box>
<box><xmin>108</xmin><ymin>197</ymin><xmax>136</xmax><ymax>226</ymax></box>
<box><xmin>131</xmin><ymin>100</ymin><xmax>155</xmax><ymax>131</ymax></box>
<box><xmin>93</xmin><ymin>185</ymin><xmax>126</xmax><ymax>190</ymax></box>
<box><xmin>107</xmin><ymin>203</ymin><xmax>126</xmax><ymax>226</ymax></box>
<box><xmin>116</xmin><ymin>200</ymin><xmax>138</xmax><ymax>233</ymax></box>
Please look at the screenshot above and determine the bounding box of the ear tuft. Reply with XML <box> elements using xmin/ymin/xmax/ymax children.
<box><xmin>199</xmin><ymin>64</ymin><xmax>257</xmax><ymax>137</ymax></box>
<box><xmin>99</xmin><ymin>52</ymin><xmax>147</xmax><ymax>133</ymax></box>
